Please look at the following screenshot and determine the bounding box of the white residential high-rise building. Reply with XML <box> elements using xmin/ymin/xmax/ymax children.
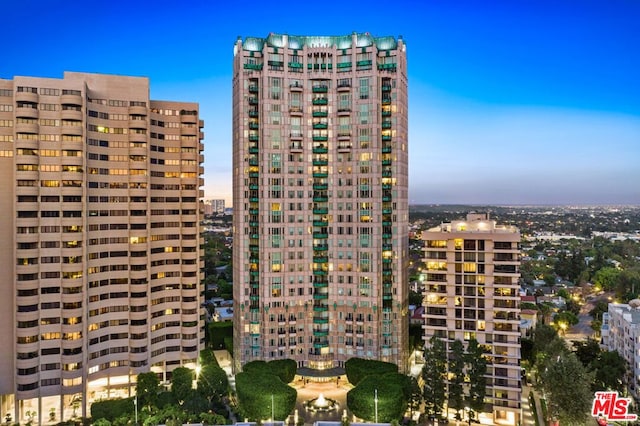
<box><xmin>601</xmin><ymin>301</ymin><xmax>640</xmax><ymax>399</ymax></box>
<box><xmin>422</xmin><ymin>213</ymin><xmax>522</xmax><ymax>425</ymax></box>
<box><xmin>0</xmin><ymin>72</ymin><xmax>204</xmax><ymax>423</ymax></box>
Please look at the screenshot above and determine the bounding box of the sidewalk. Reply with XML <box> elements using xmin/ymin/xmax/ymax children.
<box><xmin>521</xmin><ymin>385</ymin><xmax>545</xmax><ymax>426</ymax></box>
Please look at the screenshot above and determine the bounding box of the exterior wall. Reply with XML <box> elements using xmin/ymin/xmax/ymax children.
<box><xmin>0</xmin><ymin>72</ymin><xmax>204</xmax><ymax>423</ymax></box>
<box><xmin>232</xmin><ymin>33</ymin><xmax>409</xmax><ymax>373</ymax></box>
<box><xmin>422</xmin><ymin>213</ymin><xmax>522</xmax><ymax>425</ymax></box>
<box><xmin>603</xmin><ymin>303</ymin><xmax>640</xmax><ymax>399</ymax></box>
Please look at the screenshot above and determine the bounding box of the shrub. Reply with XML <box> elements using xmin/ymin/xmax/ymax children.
<box><xmin>236</xmin><ymin>372</ymin><xmax>296</xmax><ymax>420</ymax></box>
<box><xmin>346</xmin><ymin>373</ymin><xmax>407</xmax><ymax>422</ymax></box>
<box><xmin>344</xmin><ymin>358</ymin><xmax>398</xmax><ymax>386</ymax></box>
<box><xmin>90</xmin><ymin>398</ymin><xmax>133</xmax><ymax>422</ymax></box>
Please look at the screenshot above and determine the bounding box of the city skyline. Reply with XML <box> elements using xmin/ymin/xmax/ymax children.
<box><xmin>2</xmin><ymin>0</ymin><xmax>639</xmax><ymax>205</ymax></box>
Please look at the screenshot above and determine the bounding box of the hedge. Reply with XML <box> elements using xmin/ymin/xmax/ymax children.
<box><xmin>236</xmin><ymin>372</ymin><xmax>297</xmax><ymax>420</ymax></box>
<box><xmin>344</xmin><ymin>357</ymin><xmax>398</xmax><ymax>386</ymax></box>
<box><xmin>90</xmin><ymin>397</ymin><xmax>133</xmax><ymax>422</ymax></box>
<box><xmin>346</xmin><ymin>373</ymin><xmax>408</xmax><ymax>422</ymax></box>
<box><xmin>243</xmin><ymin>359</ymin><xmax>297</xmax><ymax>383</ymax></box>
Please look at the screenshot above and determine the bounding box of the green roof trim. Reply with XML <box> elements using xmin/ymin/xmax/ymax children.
<box><xmin>241</xmin><ymin>33</ymin><xmax>402</xmax><ymax>51</ymax></box>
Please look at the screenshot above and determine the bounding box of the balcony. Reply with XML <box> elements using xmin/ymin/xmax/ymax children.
<box><xmin>289</xmin><ymin>82</ymin><xmax>303</xmax><ymax>91</ymax></box>
<box><xmin>382</xmin><ymin>110</ymin><xmax>392</xmax><ymax>117</ymax></box>
<box><xmin>356</xmin><ymin>60</ymin><xmax>372</xmax><ymax>67</ymax></box>
<box><xmin>382</xmin><ymin>145</ymin><xmax>392</xmax><ymax>154</ymax></box>
<box><xmin>249</xmin><ymin>122</ymin><xmax>259</xmax><ymax>130</ymax></box>
<box><xmin>312</xmin><ymin>98</ymin><xmax>328</xmax><ymax>106</ymax></box>
<box><xmin>248</xmin><ymin>135</ymin><xmax>259</xmax><ymax>142</ymax></box>
<box><xmin>337</xmin><ymin>62</ymin><xmax>352</xmax><ymax>69</ymax></box>
<box><xmin>312</xmin><ymin>85</ymin><xmax>328</xmax><ymax>93</ymax></box>
<box><xmin>290</xmin><ymin>142</ymin><xmax>303</xmax><ymax>152</ymax></box>
<box><xmin>312</xmin><ymin>110</ymin><xmax>328</xmax><ymax>117</ymax></box>
<box><xmin>382</xmin><ymin>121</ymin><xmax>392</xmax><ymax>129</ymax></box>
<box><xmin>248</xmin><ymin>97</ymin><xmax>258</xmax><ymax>105</ymax></box>
<box><xmin>312</xmin><ymin>136</ymin><xmax>328</xmax><ymax>142</ymax></box>
<box><xmin>313</xmin><ymin>233</ymin><xmax>328</xmax><ymax>239</ymax></box>
<box><xmin>382</xmin><ymin>169</ymin><xmax>392</xmax><ymax>178</ymax></box>
<box><xmin>312</xmin><ymin>145</ymin><xmax>328</xmax><ymax>154</ymax></box>
<box><xmin>248</xmin><ymin>85</ymin><xmax>259</xmax><ymax>93</ymax></box>
<box><xmin>313</xmin><ymin>195</ymin><xmax>328</xmax><ymax>202</ymax></box>
<box><xmin>248</xmin><ymin>145</ymin><xmax>259</xmax><ymax>154</ymax></box>
<box><xmin>289</xmin><ymin>106</ymin><xmax>303</xmax><ymax>115</ymax></box>
<box><xmin>313</xmin><ymin>207</ymin><xmax>328</xmax><ymax>215</ymax></box>
<box><xmin>312</xmin><ymin>122</ymin><xmax>328</xmax><ymax>130</ymax></box>
<box><xmin>382</xmin><ymin>97</ymin><xmax>392</xmax><ymax>105</ymax></box>
<box><xmin>381</xmin><ymin>84</ymin><xmax>392</xmax><ymax>92</ymax></box>
<box><xmin>378</xmin><ymin>63</ymin><xmax>397</xmax><ymax>72</ymax></box>
<box><xmin>337</xmin><ymin>143</ymin><xmax>352</xmax><ymax>152</ymax></box>
<box><xmin>243</xmin><ymin>63</ymin><xmax>263</xmax><ymax>71</ymax></box>
<box><xmin>313</xmin><ymin>219</ymin><xmax>328</xmax><ymax>226</ymax></box>
<box><xmin>312</xmin><ymin>159</ymin><xmax>328</xmax><ymax>166</ymax></box>
<box><xmin>313</xmin><ymin>171</ymin><xmax>328</xmax><ymax>178</ymax></box>
<box><xmin>248</xmin><ymin>110</ymin><xmax>259</xmax><ymax>118</ymax></box>
<box><xmin>288</xmin><ymin>62</ymin><xmax>303</xmax><ymax>70</ymax></box>
<box><xmin>382</xmin><ymin>135</ymin><xmax>392</xmax><ymax>142</ymax></box>
<box><xmin>382</xmin><ymin>159</ymin><xmax>392</xmax><ymax>166</ymax></box>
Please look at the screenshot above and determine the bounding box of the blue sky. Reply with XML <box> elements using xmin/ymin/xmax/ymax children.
<box><xmin>2</xmin><ymin>0</ymin><xmax>639</xmax><ymax>205</ymax></box>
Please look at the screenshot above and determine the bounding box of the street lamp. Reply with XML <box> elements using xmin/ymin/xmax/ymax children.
<box><xmin>374</xmin><ymin>389</ymin><xmax>378</xmax><ymax>423</ymax></box>
<box><xmin>134</xmin><ymin>396</ymin><xmax>138</xmax><ymax>426</ymax></box>
<box><xmin>271</xmin><ymin>394</ymin><xmax>275</xmax><ymax>422</ymax></box>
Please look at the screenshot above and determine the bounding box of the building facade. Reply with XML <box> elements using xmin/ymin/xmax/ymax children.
<box><xmin>0</xmin><ymin>72</ymin><xmax>204</xmax><ymax>423</ymax></box>
<box><xmin>601</xmin><ymin>301</ymin><xmax>640</xmax><ymax>399</ymax></box>
<box><xmin>422</xmin><ymin>213</ymin><xmax>521</xmax><ymax>425</ymax></box>
<box><xmin>232</xmin><ymin>33</ymin><xmax>409</xmax><ymax>374</ymax></box>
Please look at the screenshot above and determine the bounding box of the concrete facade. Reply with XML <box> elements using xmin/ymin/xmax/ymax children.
<box><xmin>601</xmin><ymin>301</ymin><xmax>640</xmax><ymax>400</ymax></box>
<box><xmin>0</xmin><ymin>72</ymin><xmax>204</xmax><ymax>423</ymax></box>
<box><xmin>232</xmin><ymin>33</ymin><xmax>409</xmax><ymax>374</ymax></box>
<box><xmin>421</xmin><ymin>213</ymin><xmax>522</xmax><ymax>425</ymax></box>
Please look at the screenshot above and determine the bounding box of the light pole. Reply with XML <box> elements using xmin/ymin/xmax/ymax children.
<box><xmin>374</xmin><ymin>388</ymin><xmax>378</xmax><ymax>423</ymax></box>
<box><xmin>134</xmin><ymin>396</ymin><xmax>138</xmax><ymax>426</ymax></box>
<box><xmin>271</xmin><ymin>394</ymin><xmax>275</xmax><ymax>422</ymax></box>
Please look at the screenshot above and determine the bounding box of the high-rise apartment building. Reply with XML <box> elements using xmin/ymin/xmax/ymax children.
<box><xmin>422</xmin><ymin>213</ymin><xmax>521</xmax><ymax>425</ymax></box>
<box><xmin>0</xmin><ymin>72</ymin><xmax>204</xmax><ymax>423</ymax></box>
<box><xmin>601</xmin><ymin>302</ymin><xmax>640</xmax><ymax>399</ymax></box>
<box><xmin>232</xmin><ymin>33</ymin><xmax>409</xmax><ymax>374</ymax></box>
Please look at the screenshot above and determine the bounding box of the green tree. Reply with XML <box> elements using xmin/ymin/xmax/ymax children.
<box><xmin>171</xmin><ymin>367</ymin><xmax>194</xmax><ymax>406</ymax></box>
<box><xmin>448</xmin><ymin>339</ymin><xmax>465</xmax><ymax>419</ymax></box>
<box><xmin>344</xmin><ymin>358</ymin><xmax>397</xmax><ymax>386</ymax></box>
<box><xmin>573</xmin><ymin>339</ymin><xmax>601</xmax><ymax>367</ymax></box>
<box><xmin>538</xmin><ymin>353</ymin><xmax>593</xmax><ymax>425</ymax></box>
<box><xmin>593</xmin><ymin>267</ymin><xmax>621</xmax><ymax>291</ymax></box>
<box><xmin>407</xmin><ymin>376</ymin><xmax>422</xmax><ymax>421</ymax></box>
<box><xmin>346</xmin><ymin>373</ymin><xmax>408</xmax><ymax>422</ymax></box>
<box><xmin>421</xmin><ymin>336</ymin><xmax>447</xmax><ymax>417</ymax></box>
<box><xmin>136</xmin><ymin>372</ymin><xmax>161</xmax><ymax>410</ymax></box>
<box><xmin>197</xmin><ymin>363</ymin><xmax>229</xmax><ymax>404</ymax></box>
<box><xmin>235</xmin><ymin>372</ymin><xmax>296</xmax><ymax>421</ymax></box>
<box><xmin>591</xmin><ymin>350</ymin><xmax>628</xmax><ymax>392</ymax></box>
<box><xmin>465</xmin><ymin>339</ymin><xmax>487</xmax><ymax>414</ymax></box>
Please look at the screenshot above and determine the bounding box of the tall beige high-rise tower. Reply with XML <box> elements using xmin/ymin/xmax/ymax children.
<box><xmin>232</xmin><ymin>33</ymin><xmax>409</xmax><ymax>375</ymax></box>
<box><xmin>0</xmin><ymin>72</ymin><xmax>204</xmax><ymax>423</ymax></box>
<box><xmin>422</xmin><ymin>213</ymin><xmax>521</xmax><ymax>425</ymax></box>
